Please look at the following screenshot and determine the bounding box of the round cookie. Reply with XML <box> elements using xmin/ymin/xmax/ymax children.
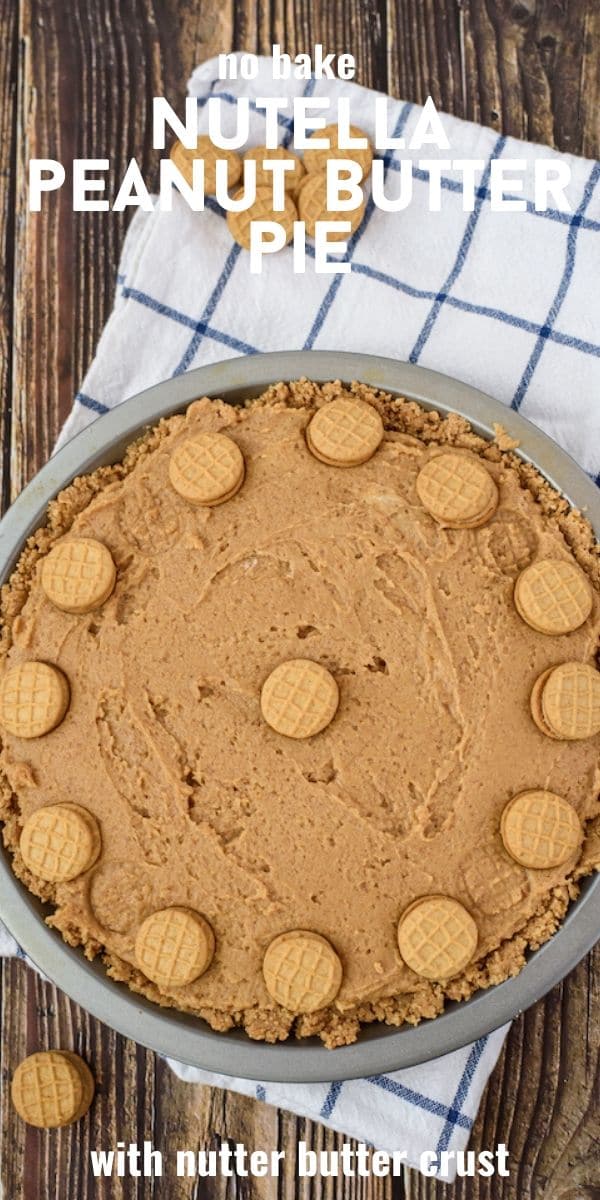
<box><xmin>261</xmin><ymin>658</ymin><xmax>339</xmax><ymax>739</ymax></box>
<box><xmin>306</xmin><ymin>397</ymin><xmax>384</xmax><ymax>467</ymax></box>
<box><xmin>501</xmin><ymin>790</ymin><xmax>582</xmax><ymax>869</ymax></box>
<box><xmin>227</xmin><ymin>187</ymin><xmax>297</xmax><ymax>251</ymax></box>
<box><xmin>397</xmin><ymin>896</ymin><xmax>478</xmax><ymax>981</ymax></box>
<box><xmin>244</xmin><ymin>145</ymin><xmax>305</xmax><ymax>191</ymax></box>
<box><xmin>135</xmin><ymin>906</ymin><xmax>215</xmax><ymax>988</ymax></box>
<box><xmin>298</xmin><ymin>171</ymin><xmax>366</xmax><ymax>240</ymax></box>
<box><xmin>540</xmin><ymin>661</ymin><xmax>600</xmax><ymax>740</ymax></box>
<box><xmin>0</xmin><ymin>661</ymin><xmax>70</xmax><ymax>739</ymax></box>
<box><xmin>41</xmin><ymin>537</ymin><xmax>116</xmax><ymax>614</ymax></box>
<box><xmin>263</xmin><ymin>929</ymin><xmax>343</xmax><ymax>1012</ymax></box>
<box><xmin>20</xmin><ymin>803</ymin><xmax>101</xmax><ymax>883</ymax></box>
<box><xmin>529</xmin><ymin>666</ymin><xmax>561</xmax><ymax>739</ymax></box>
<box><xmin>514</xmin><ymin>558</ymin><xmax>593</xmax><ymax>635</ymax></box>
<box><xmin>416</xmin><ymin>453</ymin><xmax>498</xmax><ymax>529</ymax></box>
<box><xmin>11</xmin><ymin>1051</ymin><xmax>94</xmax><ymax>1128</ymax></box>
<box><xmin>170</xmin><ymin>135</ymin><xmax>242</xmax><ymax>195</ymax></box>
<box><xmin>303</xmin><ymin>123</ymin><xmax>374</xmax><ymax>179</ymax></box>
<box><xmin>169</xmin><ymin>431</ymin><xmax>245</xmax><ymax>507</ymax></box>
<box><xmin>59</xmin><ymin>1051</ymin><xmax>96</xmax><ymax>1121</ymax></box>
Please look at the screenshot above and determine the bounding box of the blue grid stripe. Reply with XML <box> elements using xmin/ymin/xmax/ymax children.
<box><xmin>172</xmin><ymin>241</ymin><xmax>243</xmax><ymax>375</ymax></box>
<box><xmin>386</xmin><ymin>158</ymin><xmax>600</xmax><ymax>234</ymax></box>
<box><xmin>349</xmin><ymin>261</ymin><xmax>600</xmax><ymax>357</ymax></box>
<box><xmin>303</xmin><ymin>102</ymin><xmax>412</xmax><ymax>350</ymax></box>
<box><xmin>433</xmin><ymin>1035</ymin><xmax>488</xmax><ymax>1167</ymax></box>
<box><xmin>319</xmin><ymin>1080</ymin><xmax>344</xmax><ymax>1119</ymax></box>
<box><xmin>511</xmin><ymin>159</ymin><xmax>600</xmax><ymax>409</ymax></box>
<box><xmin>365</xmin><ymin>1073</ymin><xmax>472</xmax><ymax>1130</ymax></box>
<box><xmin>122</xmin><ymin>285</ymin><xmax>259</xmax><ymax>355</ymax></box>
<box><xmin>121</xmin><ymin>185</ymin><xmax>600</xmax><ymax>364</ymax></box>
<box><xmin>200</xmin><ymin>86</ymin><xmax>600</xmax><ymax>233</ymax></box>
<box><xmin>173</xmin><ymin>77</ymin><xmax>318</xmax><ymax>375</ymax></box>
<box><xmin>409</xmin><ymin>136</ymin><xmax>506</xmax><ymax>362</ymax></box>
<box><xmin>76</xmin><ymin>392</ymin><xmax>109</xmax><ymax>415</ymax></box>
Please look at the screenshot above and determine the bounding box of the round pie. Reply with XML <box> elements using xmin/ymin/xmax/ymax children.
<box><xmin>0</xmin><ymin>381</ymin><xmax>598</xmax><ymax>1049</ymax></box>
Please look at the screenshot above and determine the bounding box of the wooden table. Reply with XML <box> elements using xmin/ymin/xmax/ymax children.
<box><xmin>0</xmin><ymin>3</ymin><xmax>598</xmax><ymax>1196</ymax></box>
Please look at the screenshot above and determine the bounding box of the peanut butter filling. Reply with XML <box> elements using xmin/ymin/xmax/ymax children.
<box><xmin>0</xmin><ymin>380</ymin><xmax>598</xmax><ymax>1048</ymax></box>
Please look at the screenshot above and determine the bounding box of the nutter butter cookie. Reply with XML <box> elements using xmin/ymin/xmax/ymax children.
<box><xmin>514</xmin><ymin>558</ymin><xmax>593</xmax><ymax>634</ymax></box>
<box><xmin>501</xmin><ymin>790</ymin><xmax>582</xmax><ymax>869</ymax></box>
<box><xmin>20</xmin><ymin>803</ymin><xmax>101</xmax><ymax>882</ymax></box>
<box><xmin>261</xmin><ymin>659</ymin><xmax>339</xmax><ymax>738</ymax></box>
<box><xmin>297</xmin><ymin>171</ymin><xmax>366</xmax><ymax>240</ymax></box>
<box><xmin>41</xmin><ymin>538</ymin><xmax>116</xmax><ymax>614</ymax></box>
<box><xmin>416</xmin><ymin>452</ymin><xmax>498</xmax><ymax>528</ymax></box>
<box><xmin>539</xmin><ymin>662</ymin><xmax>600</xmax><ymax>740</ymax></box>
<box><xmin>11</xmin><ymin>1051</ymin><xmax>94</xmax><ymax>1128</ymax></box>
<box><xmin>170</xmin><ymin>135</ymin><xmax>242</xmax><ymax>195</ymax></box>
<box><xmin>0</xmin><ymin>661</ymin><xmax>69</xmax><ymax>739</ymax></box>
<box><xmin>303</xmin><ymin>123</ymin><xmax>374</xmax><ymax>179</ymax></box>
<box><xmin>0</xmin><ymin>381</ymin><xmax>598</xmax><ymax>1049</ymax></box>
<box><xmin>244</xmin><ymin>145</ymin><xmax>305</xmax><ymax>191</ymax></box>
<box><xmin>263</xmin><ymin>930</ymin><xmax>343</xmax><ymax>1012</ymax></box>
<box><xmin>306</xmin><ymin>397</ymin><xmax>384</xmax><ymax>466</ymax></box>
<box><xmin>227</xmin><ymin>188</ymin><xmax>297</xmax><ymax>250</ymax></box>
<box><xmin>169</xmin><ymin>431</ymin><xmax>245</xmax><ymax>506</ymax></box>
<box><xmin>135</xmin><ymin>907</ymin><xmax>215</xmax><ymax>988</ymax></box>
<box><xmin>397</xmin><ymin>896</ymin><xmax>478</xmax><ymax>981</ymax></box>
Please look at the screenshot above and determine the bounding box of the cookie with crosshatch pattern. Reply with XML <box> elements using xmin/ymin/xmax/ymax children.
<box><xmin>170</xmin><ymin>135</ymin><xmax>242</xmax><ymax>195</ymax></box>
<box><xmin>260</xmin><ymin>658</ymin><xmax>339</xmax><ymax>739</ymax></box>
<box><xmin>169</xmin><ymin>431</ymin><xmax>245</xmax><ymax>507</ymax></box>
<box><xmin>297</xmin><ymin>170</ymin><xmax>366</xmax><ymax>240</ymax></box>
<box><xmin>416</xmin><ymin>452</ymin><xmax>499</xmax><ymax>529</ymax></box>
<box><xmin>501</xmin><ymin>790</ymin><xmax>582</xmax><ymax>870</ymax></box>
<box><xmin>0</xmin><ymin>661</ymin><xmax>70</xmax><ymax>739</ymax></box>
<box><xmin>41</xmin><ymin>537</ymin><xmax>116</xmax><ymax>614</ymax></box>
<box><xmin>135</xmin><ymin>906</ymin><xmax>215</xmax><ymax>989</ymax></box>
<box><xmin>529</xmin><ymin>666</ymin><xmax>561</xmax><ymax>739</ymax></box>
<box><xmin>11</xmin><ymin>1050</ymin><xmax>94</xmax><ymax>1128</ymax></box>
<box><xmin>514</xmin><ymin>558</ymin><xmax>593</xmax><ymax>635</ymax></box>
<box><xmin>303</xmin><ymin>123</ymin><xmax>374</xmax><ymax>179</ymax></box>
<box><xmin>20</xmin><ymin>803</ymin><xmax>101</xmax><ymax>883</ymax></box>
<box><xmin>397</xmin><ymin>896</ymin><xmax>478</xmax><ymax>981</ymax></box>
<box><xmin>243</xmin><ymin>145</ymin><xmax>305</xmax><ymax>191</ymax></box>
<box><xmin>306</xmin><ymin>397</ymin><xmax>384</xmax><ymax>467</ymax></box>
<box><xmin>540</xmin><ymin>661</ymin><xmax>600</xmax><ymax>740</ymax></box>
<box><xmin>463</xmin><ymin>842</ymin><xmax>529</xmax><ymax>914</ymax></box>
<box><xmin>262</xmin><ymin>930</ymin><xmax>343</xmax><ymax>1012</ymax></box>
<box><xmin>227</xmin><ymin>187</ymin><xmax>297</xmax><ymax>251</ymax></box>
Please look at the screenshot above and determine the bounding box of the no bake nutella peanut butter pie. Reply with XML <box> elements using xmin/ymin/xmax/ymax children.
<box><xmin>0</xmin><ymin>380</ymin><xmax>599</xmax><ymax>1048</ymax></box>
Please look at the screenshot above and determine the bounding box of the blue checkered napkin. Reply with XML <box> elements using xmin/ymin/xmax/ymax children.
<box><xmin>15</xmin><ymin>52</ymin><xmax>598</xmax><ymax>1179</ymax></box>
<box><xmin>168</xmin><ymin>1030</ymin><xmax>509</xmax><ymax>1180</ymax></box>
<box><xmin>58</xmin><ymin>55</ymin><xmax>600</xmax><ymax>481</ymax></box>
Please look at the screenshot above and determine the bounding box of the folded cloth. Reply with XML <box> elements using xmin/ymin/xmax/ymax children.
<box><xmin>4</xmin><ymin>52</ymin><xmax>599</xmax><ymax>1181</ymax></box>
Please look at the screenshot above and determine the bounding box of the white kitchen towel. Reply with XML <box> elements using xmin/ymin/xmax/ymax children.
<box><xmin>5</xmin><ymin>53</ymin><xmax>599</xmax><ymax>1181</ymax></box>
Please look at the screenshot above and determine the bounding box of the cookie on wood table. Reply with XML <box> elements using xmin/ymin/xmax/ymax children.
<box><xmin>11</xmin><ymin>1051</ymin><xmax>94</xmax><ymax>1128</ymax></box>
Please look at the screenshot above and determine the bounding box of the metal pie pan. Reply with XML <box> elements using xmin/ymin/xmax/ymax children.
<box><xmin>0</xmin><ymin>350</ymin><xmax>598</xmax><ymax>1084</ymax></box>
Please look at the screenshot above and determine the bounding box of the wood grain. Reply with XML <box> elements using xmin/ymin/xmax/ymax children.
<box><xmin>0</xmin><ymin>2</ymin><xmax>599</xmax><ymax>1197</ymax></box>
